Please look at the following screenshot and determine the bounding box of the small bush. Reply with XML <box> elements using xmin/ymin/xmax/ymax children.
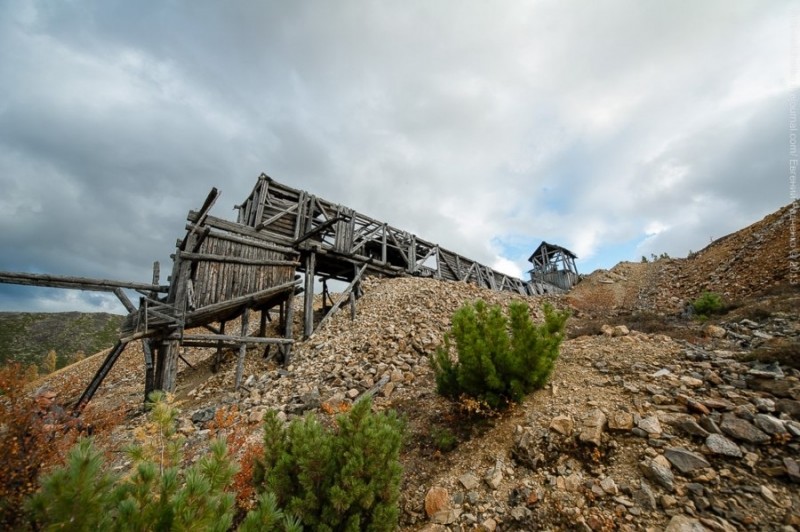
<box><xmin>692</xmin><ymin>292</ymin><xmax>724</xmax><ymax>317</ymax></box>
<box><xmin>431</xmin><ymin>300</ymin><xmax>569</xmax><ymax>410</ymax></box>
<box><xmin>253</xmin><ymin>398</ymin><xmax>404</xmax><ymax>531</ymax></box>
<box><xmin>430</xmin><ymin>427</ymin><xmax>458</xmax><ymax>452</ymax></box>
<box><xmin>27</xmin><ymin>392</ymin><xmax>238</xmax><ymax>532</ymax></box>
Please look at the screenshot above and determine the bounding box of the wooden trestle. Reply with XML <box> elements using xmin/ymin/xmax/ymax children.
<box><xmin>0</xmin><ymin>173</ymin><xmax>565</xmax><ymax>411</ymax></box>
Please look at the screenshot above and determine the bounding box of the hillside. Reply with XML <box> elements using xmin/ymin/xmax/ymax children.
<box><xmin>0</xmin><ymin>311</ymin><xmax>122</xmax><ymax>369</ymax></box>
<box><xmin>568</xmin><ymin>203</ymin><xmax>797</xmax><ymax>317</ymax></box>
<box><xmin>14</xmin><ymin>202</ymin><xmax>800</xmax><ymax>530</ymax></box>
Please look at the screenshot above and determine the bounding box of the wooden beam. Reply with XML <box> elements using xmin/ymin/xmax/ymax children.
<box><xmin>303</xmin><ymin>252</ymin><xmax>315</xmax><ymax>339</ymax></box>
<box><xmin>294</xmin><ymin>216</ymin><xmax>346</xmax><ymax>246</ymax></box>
<box><xmin>75</xmin><ymin>341</ymin><xmax>128</xmax><ymax>412</ymax></box>
<box><xmin>312</xmin><ymin>264</ymin><xmax>367</xmax><ymax>337</ymax></box>
<box><xmin>256</xmin><ymin>203</ymin><xmax>299</xmax><ymax>231</ymax></box>
<box><xmin>182</xmin><ymin>333</ymin><xmax>293</xmax><ymax>345</ymax></box>
<box><xmin>178</xmin><ymin>251</ymin><xmax>299</xmax><ymax>267</ymax></box>
<box><xmin>113</xmin><ymin>288</ymin><xmax>137</xmax><ymax>313</ymax></box>
<box><xmin>235</xmin><ymin>308</ymin><xmax>250</xmax><ymax>389</ymax></box>
<box><xmin>0</xmin><ymin>271</ymin><xmax>169</xmax><ymax>293</ymax></box>
<box><xmin>184</xmin><ymin>279</ymin><xmax>300</xmax><ymax>325</ymax></box>
<box><xmin>283</xmin><ymin>292</ymin><xmax>296</xmax><ymax>366</ymax></box>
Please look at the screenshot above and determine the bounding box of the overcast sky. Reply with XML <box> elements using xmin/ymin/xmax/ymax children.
<box><xmin>0</xmin><ymin>0</ymin><xmax>794</xmax><ymax>313</ymax></box>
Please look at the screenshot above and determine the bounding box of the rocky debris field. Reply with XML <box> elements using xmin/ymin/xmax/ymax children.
<box><xmin>416</xmin><ymin>323</ymin><xmax>800</xmax><ymax>531</ymax></box>
<box><xmin>26</xmin><ymin>202</ymin><xmax>800</xmax><ymax>531</ymax></box>
<box><xmin>569</xmin><ymin>203</ymin><xmax>796</xmax><ymax>318</ymax></box>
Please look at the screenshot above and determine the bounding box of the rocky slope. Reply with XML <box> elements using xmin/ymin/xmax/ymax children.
<box><xmin>25</xmin><ymin>202</ymin><xmax>800</xmax><ymax>531</ymax></box>
<box><xmin>569</xmin><ymin>202</ymin><xmax>797</xmax><ymax>317</ymax></box>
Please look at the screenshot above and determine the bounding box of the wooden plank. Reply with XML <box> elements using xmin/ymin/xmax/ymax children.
<box><xmin>74</xmin><ymin>340</ymin><xmax>128</xmax><ymax>411</ymax></box>
<box><xmin>256</xmin><ymin>202</ymin><xmax>299</xmax><ymax>231</ymax></box>
<box><xmin>114</xmin><ymin>288</ymin><xmax>137</xmax><ymax>313</ymax></box>
<box><xmin>312</xmin><ymin>264</ymin><xmax>367</xmax><ymax>337</ymax></box>
<box><xmin>184</xmin><ymin>226</ymin><xmax>296</xmax><ymax>254</ymax></box>
<box><xmin>185</xmin><ymin>278</ymin><xmax>300</xmax><ymax>325</ymax></box>
<box><xmin>178</xmin><ymin>251</ymin><xmax>300</xmax><ymax>267</ymax></box>
<box><xmin>187</xmin><ymin>213</ymin><xmax>295</xmax><ymax>246</ymax></box>
<box><xmin>303</xmin><ymin>252</ymin><xmax>315</xmax><ymax>338</ymax></box>
<box><xmin>180</xmin><ymin>187</ymin><xmax>220</xmax><ymax>251</ymax></box>
<box><xmin>183</xmin><ymin>334</ymin><xmax>293</xmax><ymax>345</ymax></box>
<box><xmin>235</xmin><ymin>308</ymin><xmax>250</xmax><ymax>389</ymax></box>
<box><xmin>0</xmin><ymin>272</ymin><xmax>169</xmax><ymax>293</ymax></box>
<box><xmin>283</xmin><ymin>292</ymin><xmax>295</xmax><ymax>366</ymax></box>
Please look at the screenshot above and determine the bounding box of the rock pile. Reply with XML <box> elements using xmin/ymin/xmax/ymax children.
<box><xmin>415</xmin><ymin>322</ymin><xmax>800</xmax><ymax>530</ymax></box>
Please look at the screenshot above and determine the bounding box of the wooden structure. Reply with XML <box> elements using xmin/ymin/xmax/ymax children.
<box><xmin>0</xmin><ymin>173</ymin><xmax>572</xmax><ymax>410</ymax></box>
<box><xmin>528</xmin><ymin>241</ymin><xmax>580</xmax><ymax>292</ymax></box>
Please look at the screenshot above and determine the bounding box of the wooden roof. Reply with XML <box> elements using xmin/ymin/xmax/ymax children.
<box><xmin>528</xmin><ymin>241</ymin><xmax>577</xmax><ymax>263</ymax></box>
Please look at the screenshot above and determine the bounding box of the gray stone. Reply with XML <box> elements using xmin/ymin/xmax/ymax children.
<box><xmin>608</xmin><ymin>411</ymin><xmax>634</xmax><ymax>431</ymax></box>
<box><xmin>753</xmin><ymin>397</ymin><xmax>776</xmax><ymax>412</ymax></box>
<box><xmin>191</xmin><ymin>407</ymin><xmax>216</xmax><ymax>423</ymax></box>
<box><xmin>705</xmin><ymin>433</ymin><xmax>742</xmax><ymax>457</ymax></box>
<box><xmin>664</xmin><ymin>447</ymin><xmax>711</xmax><ymax>474</ymax></box>
<box><xmin>753</xmin><ymin>414</ymin><xmax>787</xmax><ymax>435</ymax></box>
<box><xmin>776</xmin><ymin>399</ymin><xmax>800</xmax><ymax>418</ymax></box>
<box><xmin>678</xmin><ymin>418</ymin><xmax>711</xmax><ymax>438</ymax></box>
<box><xmin>786</xmin><ymin>420</ymin><xmax>800</xmax><ymax>438</ymax></box>
<box><xmin>633</xmin><ymin>480</ymin><xmax>657</xmax><ymax>510</ymax></box>
<box><xmin>720</xmin><ymin>414</ymin><xmax>770</xmax><ymax>443</ymax></box>
<box><xmin>784</xmin><ymin>457</ymin><xmax>800</xmax><ymax>483</ymax></box>
<box><xmin>664</xmin><ymin>515</ymin><xmax>710</xmax><ymax>532</ymax></box>
<box><xmin>459</xmin><ymin>472</ymin><xmax>479</xmax><ymax>490</ymax></box>
<box><xmin>640</xmin><ymin>456</ymin><xmax>674</xmax><ymax>491</ymax></box>
<box><xmin>699</xmin><ymin>416</ymin><xmax>721</xmax><ymax>434</ymax></box>
<box><xmin>432</xmin><ymin>508</ymin><xmax>462</xmax><ymax>525</ymax></box>
<box><xmin>637</xmin><ymin>415</ymin><xmax>663</xmax><ymax>435</ymax></box>
<box><xmin>484</xmin><ymin>460</ymin><xmax>503</xmax><ymax>490</ymax></box>
<box><xmin>550</xmin><ymin>414</ymin><xmax>574</xmax><ymax>436</ymax></box>
<box><xmin>579</xmin><ymin>408</ymin><xmax>607</xmax><ymax>446</ymax></box>
<box><xmin>509</xmin><ymin>506</ymin><xmax>531</xmax><ymax>520</ymax></box>
<box><xmin>600</xmin><ymin>476</ymin><xmax>618</xmax><ymax>495</ymax></box>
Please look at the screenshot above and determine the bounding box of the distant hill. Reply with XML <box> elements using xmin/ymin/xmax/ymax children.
<box><xmin>0</xmin><ymin>312</ymin><xmax>123</xmax><ymax>370</ymax></box>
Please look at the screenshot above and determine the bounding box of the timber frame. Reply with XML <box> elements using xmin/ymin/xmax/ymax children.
<box><xmin>0</xmin><ymin>172</ymin><xmax>570</xmax><ymax>411</ymax></box>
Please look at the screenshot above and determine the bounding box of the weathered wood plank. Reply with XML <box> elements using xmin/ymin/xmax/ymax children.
<box><xmin>0</xmin><ymin>272</ymin><xmax>169</xmax><ymax>293</ymax></box>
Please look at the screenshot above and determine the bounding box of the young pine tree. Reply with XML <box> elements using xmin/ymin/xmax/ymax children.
<box><xmin>431</xmin><ymin>300</ymin><xmax>568</xmax><ymax>410</ymax></box>
<box><xmin>252</xmin><ymin>398</ymin><xmax>404</xmax><ymax>531</ymax></box>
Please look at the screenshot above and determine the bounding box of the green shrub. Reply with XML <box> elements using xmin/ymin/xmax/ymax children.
<box><xmin>430</xmin><ymin>427</ymin><xmax>458</xmax><ymax>452</ymax></box>
<box><xmin>253</xmin><ymin>398</ymin><xmax>404</xmax><ymax>531</ymax></box>
<box><xmin>431</xmin><ymin>300</ymin><xmax>569</xmax><ymax>410</ymax></box>
<box><xmin>692</xmin><ymin>292</ymin><xmax>724</xmax><ymax>317</ymax></box>
<box><xmin>27</xmin><ymin>392</ymin><xmax>238</xmax><ymax>532</ymax></box>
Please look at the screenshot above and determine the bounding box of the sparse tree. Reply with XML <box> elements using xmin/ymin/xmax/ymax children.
<box><xmin>42</xmin><ymin>350</ymin><xmax>57</xmax><ymax>374</ymax></box>
<box><xmin>24</xmin><ymin>364</ymin><xmax>39</xmax><ymax>382</ymax></box>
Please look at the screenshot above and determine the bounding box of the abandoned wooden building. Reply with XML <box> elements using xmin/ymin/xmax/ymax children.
<box><xmin>0</xmin><ymin>173</ymin><xmax>578</xmax><ymax>410</ymax></box>
<box><xmin>528</xmin><ymin>241</ymin><xmax>580</xmax><ymax>292</ymax></box>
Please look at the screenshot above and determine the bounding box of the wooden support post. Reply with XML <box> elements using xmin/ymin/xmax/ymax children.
<box><xmin>114</xmin><ymin>288</ymin><xmax>137</xmax><ymax>313</ymax></box>
<box><xmin>283</xmin><ymin>291</ymin><xmax>295</xmax><ymax>366</ymax></box>
<box><xmin>381</xmin><ymin>224</ymin><xmax>387</xmax><ymax>263</ymax></box>
<box><xmin>75</xmin><ymin>340</ymin><xmax>128</xmax><ymax>412</ymax></box>
<box><xmin>303</xmin><ymin>252</ymin><xmax>315</xmax><ymax>339</ymax></box>
<box><xmin>259</xmin><ymin>308</ymin><xmax>268</xmax><ymax>337</ymax></box>
<box><xmin>142</xmin><ymin>339</ymin><xmax>155</xmax><ymax>402</ymax></box>
<box><xmin>212</xmin><ymin>321</ymin><xmax>226</xmax><ymax>373</ymax></box>
<box><xmin>235</xmin><ymin>308</ymin><xmax>250</xmax><ymax>390</ymax></box>
<box><xmin>160</xmin><ymin>339</ymin><xmax>180</xmax><ymax>392</ymax></box>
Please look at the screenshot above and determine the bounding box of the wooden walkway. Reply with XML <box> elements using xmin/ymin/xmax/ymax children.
<box><xmin>0</xmin><ymin>173</ymin><xmax>567</xmax><ymax>410</ymax></box>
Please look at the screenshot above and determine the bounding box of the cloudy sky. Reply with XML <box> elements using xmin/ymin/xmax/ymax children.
<box><xmin>0</xmin><ymin>0</ymin><xmax>794</xmax><ymax>313</ymax></box>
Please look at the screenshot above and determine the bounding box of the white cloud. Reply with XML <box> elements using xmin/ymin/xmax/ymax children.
<box><xmin>0</xmin><ymin>0</ymin><xmax>792</xmax><ymax>311</ymax></box>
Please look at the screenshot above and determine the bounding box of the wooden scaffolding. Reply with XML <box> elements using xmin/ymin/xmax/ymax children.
<box><xmin>0</xmin><ymin>173</ymin><xmax>571</xmax><ymax>410</ymax></box>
